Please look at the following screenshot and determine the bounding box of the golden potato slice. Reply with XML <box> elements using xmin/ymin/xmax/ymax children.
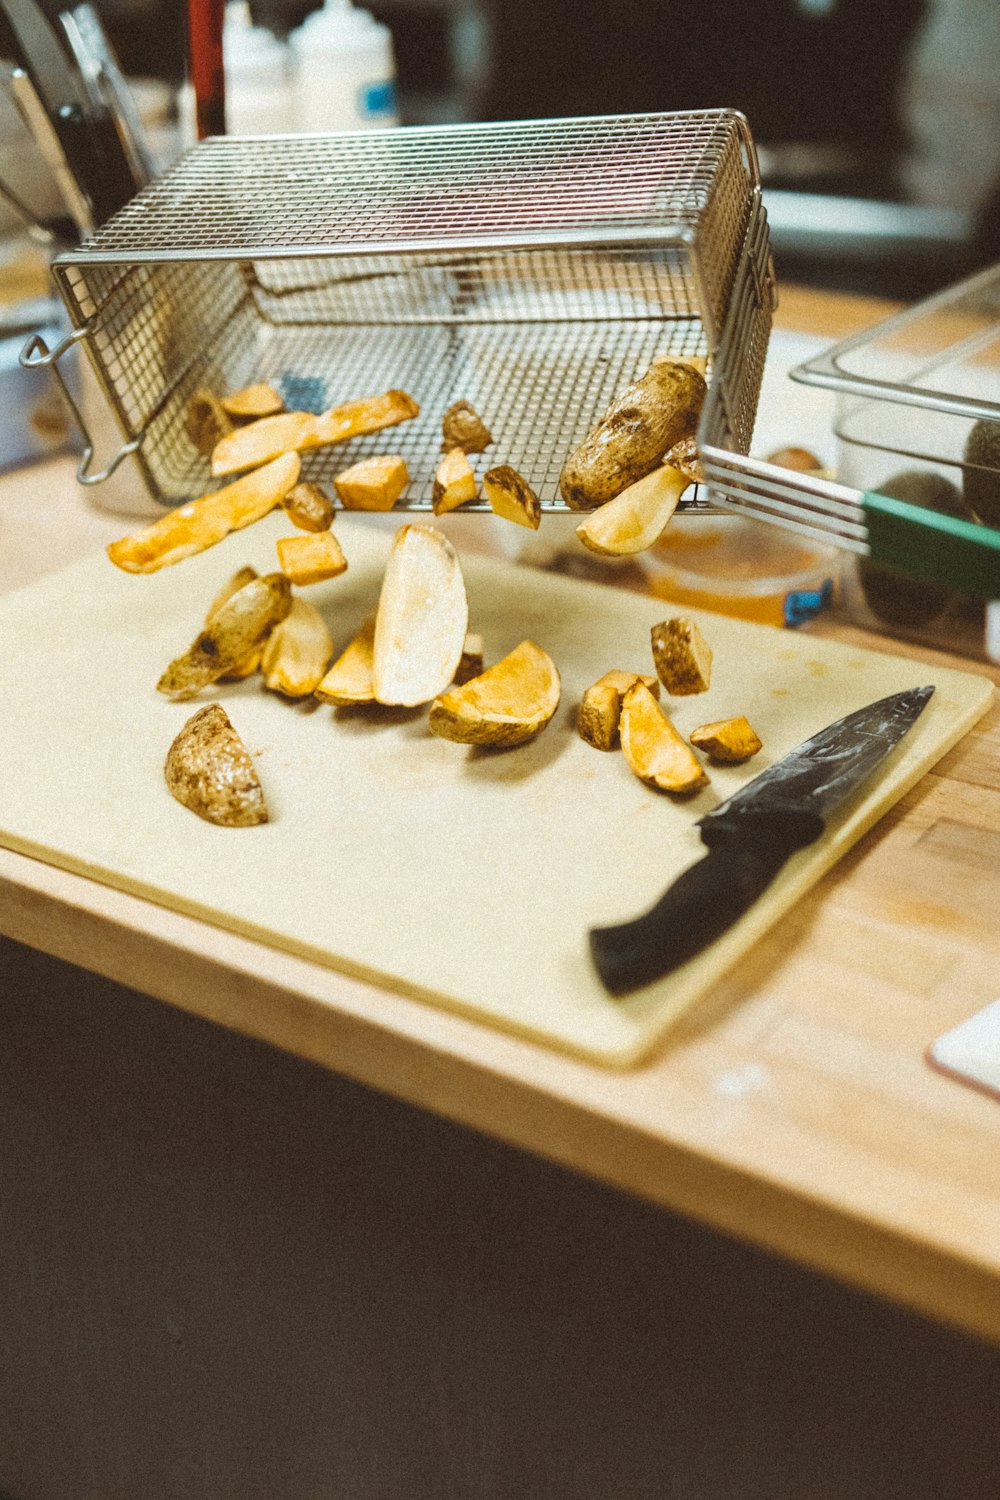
<box><xmin>454</xmin><ymin>631</ymin><xmax>484</xmax><ymax>685</ymax></box>
<box><xmin>106</xmin><ymin>453</ymin><xmax>300</xmax><ymax>574</ymax></box>
<box><xmin>429</xmin><ymin>640</ymin><xmax>560</xmax><ymax>747</ymax></box>
<box><xmin>576</xmin><ymin>464</ymin><xmax>688</xmax><ymax>556</ymax></box>
<box><xmin>441</xmin><ymin>399</ymin><xmax>492</xmax><ymax>454</ymax></box>
<box><xmin>620</xmin><ymin>682</ymin><xmax>709</xmax><ymax>795</ymax></box>
<box><xmin>690</xmin><ymin>716</ymin><xmax>763</xmax><ymax>764</ymax></box>
<box><xmin>157</xmin><ymin>572</ymin><xmax>292</xmax><ymax>700</ymax></box>
<box><xmin>165</xmin><ymin>704</ymin><xmax>268</xmax><ymax>826</ymax></box>
<box><xmin>314</xmin><ymin>613</ymin><xmax>376</xmax><ymax>705</ymax></box>
<box><xmin>578</xmin><ymin>670</ymin><xmax>660</xmax><ymax>751</ymax></box>
<box><xmin>276</xmin><ymin>530</ymin><xmax>348</xmax><ymax>586</ymax></box>
<box><xmin>206</xmin><ymin>565</ymin><xmax>262</xmax><ymax>680</ymax></box>
<box><xmin>260</xmin><ymin>595</ymin><xmax>333</xmax><ymax>697</ymax></box>
<box><xmin>483</xmin><ymin>464</ymin><xmax>541</xmax><ymax>530</ymax></box>
<box><xmin>373</xmin><ymin>524</ymin><xmax>468</xmax><ymax>707</ymax></box>
<box><xmin>184</xmin><ymin>386</ymin><xmax>234</xmax><ymax>456</ymax></box>
<box><xmin>211</xmin><ymin>389</ymin><xmax>419</xmax><ymax>476</ymax></box>
<box><xmin>651</xmin><ymin>616</ymin><xmax>713</xmax><ymax>695</ymax></box>
<box><xmin>433</xmin><ymin>447</ymin><xmax>478</xmax><ymax>514</ymax></box>
<box><xmin>282</xmin><ymin>482</ymin><xmax>335</xmax><ymax>533</ymax></box>
<box><xmin>220</xmin><ymin>382</ymin><xmax>284</xmax><ymax>420</ymax></box>
<box><xmin>334</xmin><ymin>454</ymin><xmax>409</xmax><ymax>511</ymax></box>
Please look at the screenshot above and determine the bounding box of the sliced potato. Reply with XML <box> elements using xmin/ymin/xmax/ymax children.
<box><xmin>314</xmin><ymin>613</ymin><xmax>376</xmax><ymax>705</ymax></box>
<box><xmin>165</xmin><ymin>703</ymin><xmax>268</xmax><ymax>826</ymax></box>
<box><xmin>107</xmin><ymin>453</ymin><xmax>300</xmax><ymax>574</ymax></box>
<box><xmin>184</xmin><ymin>386</ymin><xmax>234</xmax><ymax>456</ymax></box>
<box><xmin>260</xmin><ymin>595</ymin><xmax>333</xmax><ymax>697</ymax></box>
<box><xmin>483</xmin><ymin>464</ymin><xmax>541</xmax><ymax>530</ymax></box>
<box><xmin>576</xmin><ymin>463</ymin><xmax>688</xmax><ymax>556</ymax></box>
<box><xmin>429</xmin><ymin>640</ymin><xmax>560</xmax><ymax>747</ymax></box>
<box><xmin>578</xmin><ymin>670</ymin><xmax>660</xmax><ymax>751</ymax></box>
<box><xmin>620</xmin><ymin>681</ymin><xmax>709</xmax><ymax>795</ymax></box>
<box><xmin>433</xmin><ymin>447</ymin><xmax>478</xmax><ymax>515</ymax></box>
<box><xmin>220</xmin><ymin>382</ymin><xmax>284</xmax><ymax>420</ymax></box>
<box><xmin>690</xmin><ymin>716</ymin><xmax>763</xmax><ymax>764</ymax></box>
<box><xmin>211</xmin><ymin>389</ymin><xmax>419</xmax><ymax>476</ymax></box>
<box><xmin>454</xmin><ymin>631</ymin><xmax>484</xmax><ymax>685</ymax></box>
<box><xmin>206</xmin><ymin>565</ymin><xmax>262</xmax><ymax>680</ymax></box>
<box><xmin>157</xmin><ymin>571</ymin><xmax>292</xmax><ymax>700</ymax></box>
<box><xmin>334</xmin><ymin>454</ymin><xmax>409</xmax><ymax>511</ymax></box>
<box><xmin>373</xmin><ymin>524</ymin><xmax>468</xmax><ymax>707</ymax></box>
<box><xmin>441</xmin><ymin>399</ymin><xmax>492</xmax><ymax>454</ymax></box>
<box><xmin>283</xmin><ymin>481</ymin><xmax>335</xmax><ymax>532</ymax></box>
<box><xmin>663</xmin><ymin>434</ymin><xmax>703</xmax><ymax>486</ymax></box>
<box><xmin>651</xmin><ymin>616</ymin><xmax>713</xmax><ymax>695</ymax></box>
<box><xmin>276</xmin><ymin>530</ymin><xmax>348</xmax><ymax>586</ymax></box>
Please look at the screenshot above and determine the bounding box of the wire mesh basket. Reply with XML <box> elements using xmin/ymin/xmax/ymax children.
<box><xmin>25</xmin><ymin>109</ymin><xmax>776</xmax><ymax>512</ymax></box>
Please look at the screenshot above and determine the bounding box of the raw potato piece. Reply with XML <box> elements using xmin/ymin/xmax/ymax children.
<box><xmin>651</xmin><ymin>617</ymin><xmax>713</xmax><ymax>695</ymax></box>
<box><xmin>373</xmin><ymin>525</ymin><xmax>469</xmax><ymax>706</ymax></box>
<box><xmin>220</xmin><ymin>382</ymin><xmax>284</xmax><ymax>420</ymax></box>
<box><xmin>107</xmin><ymin>453</ymin><xmax>301</xmax><ymax>573</ymax></box>
<box><xmin>334</xmin><ymin>455</ymin><xmax>409</xmax><ymax>511</ymax></box>
<box><xmin>454</xmin><ymin>632</ymin><xmax>484</xmax><ymax>685</ymax></box>
<box><xmin>276</xmin><ymin>530</ymin><xmax>348</xmax><ymax>586</ymax></box>
<box><xmin>559</xmin><ymin>357</ymin><xmax>707</xmax><ymax>510</ymax></box>
<box><xmin>663</xmin><ymin>434</ymin><xmax>703</xmax><ymax>486</ymax></box>
<box><xmin>433</xmin><ymin>447</ymin><xmax>478</xmax><ymax>514</ymax></box>
<box><xmin>441</xmin><ymin>399</ymin><xmax>492</xmax><ymax>454</ymax></box>
<box><xmin>157</xmin><ymin>572</ymin><xmax>292</xmax><ymax>700</ymax></box>
<box><xmin>165</xmin><ymin>704</ymin><xmax>268</xmax><ymax>826</ymax></box>
<box><xmin>483</xmin><ymin>465</ymin><xmax>541</xmax><ymax>530</ymax></box>
<box><xmin>576</xmin><ymin>464</ymin><xmax>688</xmax><ymax>556</ymax></box>
<box><xmin>206</xmin><ymin>565</ymin><xmax>262</xmax><ymax>680</ymax></box>
<box><xmin>690</xmin><ymin>717</ymin><xmax>763</xmax><ymax>764</ymax></box>
<box><xmin>430</xmin><ymin>640</ymin><xmax>560</xmax><ymax>747</ymax></box>
<box><xmin>314</xmin><ymin>614</ymin><xmax>376</xmax><ymax>705</ymax></box>
<box><xmin>261</xmin><ymin>596</ymin><xmax>333</xmax><ymax>697</ymax></box>
<box><xmin>184</xmin><ymin>387</ymin><xmax>234</xmax><ymax>456</ymax></box>
<box><xmin>620</xmin><ymin>682</ymin><xmax>709</xmax><ymax>795</ymax></box>
<box><xmin>283</xmin><ymin>482</ymin><xmax>334</xmax><ymax>532</ymax></box>
<box><xmin>578</xmin><ymin>670</ymin><xmax>660</xmax><ymax>751</ymax></box>
<box><xmin>211</xmin><ymin>390</ymin><xmax>419</xmax><ymax>476</ymax></box>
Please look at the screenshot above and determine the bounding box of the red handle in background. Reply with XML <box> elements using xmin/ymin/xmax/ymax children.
<box><xmin>186</xmin><ymin>0</ymin><xmax>226</xmax><ymax>138</ymax></box>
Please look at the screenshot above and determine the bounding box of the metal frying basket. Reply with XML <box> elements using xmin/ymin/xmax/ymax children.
<box><xmin>24</xmin><ymin>109</ymin><xmax>776</xmax><ymax>511</ymax></box>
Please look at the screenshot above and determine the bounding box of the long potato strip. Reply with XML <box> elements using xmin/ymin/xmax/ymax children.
<box><xmin>106</xmin><ymin>453</ymin><xmax>301</xmax><ymax>574</ymax></box>
<box><xmin>211</xmin><ymin>390</ymin><xmax>419</xmax><ymax>477</ymax></box>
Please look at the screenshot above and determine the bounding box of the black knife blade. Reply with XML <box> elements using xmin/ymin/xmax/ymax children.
<box><xmin>589</xmin><ymin>685</ymin><xmax>935</xmax><ymax>997</ymax></box>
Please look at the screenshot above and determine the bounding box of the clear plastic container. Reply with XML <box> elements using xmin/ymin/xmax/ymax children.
<box><xmin>289</xmin><ymin>0</ymin><xmax>398</xmax><ymax>132</ymax></box>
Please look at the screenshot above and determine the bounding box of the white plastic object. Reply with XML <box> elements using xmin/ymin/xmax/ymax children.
<box><xmin>222</xmin><ymin>0</ymin><xmax>295</xmax><ymax>134</ymax></box>
<box><xmin>289</xmin><ymin>0</ymin><xmax>398</xmax><ymax>132</ymax></box>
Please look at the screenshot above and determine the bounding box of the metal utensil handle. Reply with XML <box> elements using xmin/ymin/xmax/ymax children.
<box><xmin>20</xmin><ymin>326</ymin><xmax>143</xmax><ymax>484</ymax></box>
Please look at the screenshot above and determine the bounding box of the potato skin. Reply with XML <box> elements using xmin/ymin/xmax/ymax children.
<box><xmin>164</xmin><ymin>704</ymin><xmax>268</xmax><ymax>826</ymax></box>
<box><xmin>559</xmin><ymin>359</ymin><xmax>707</xmax><ymax>511</ymax></box>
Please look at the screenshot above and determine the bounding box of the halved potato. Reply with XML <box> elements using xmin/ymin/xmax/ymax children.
<box><xmin>276</xmin><ymin>530</ymin><xmax>348</xmax><ymax>586</ymax></box>
<box><xmin>429</xmin><ymin>640</ymin><xmax>560</xmax><ymax>747</ymax></box>
<box><xmin>690</xmin><ymin>716</ymin><xmax>763</xmax><ymax>763</ymax></box>
<box><xmin>211</xmin><ymin>390</ymin><xmax>419</xmax><ymax>476</ymax></box>
<box><xmin>576</xmin><ymin>463</ymin><xmax>688</xmax><ymax>556</ymax></box>
<box><xmin>164</xmin><ymin>703</ymin><xmax>268</xmax><ymax>826</ymax></box>
<box><xmin>578</xmin><ymin>670</ymin><xmax>660</xmax><ymax>751</ymax></box>
<box><xmin>650</xmin><ymin>616</ymin><xmax>713</xmax><ymax>695</ymax></box>
<box><xmin>314</xmin><ymin>613</ymin><xmax>376</xmax><ymax>705</ymax></box>
<box><xmin>184</xmin><ymin>386</ymin><xmax>234</xmax><ymax>456</ymax></box>
<box><xmin>620</xmin><ymin>681</ymin><xmax>709</xmax><ymax>794</ymax></box>
<box><xmin>107</xmin><ymin>453</ymin><xmax>300</xmax><ymax>573</ymax></box>
<box><xmin>433</xmin><ymin>447</ymin><xmax>478</xmax><ymax>515</ymax></box>
<box><xmin>157</xmin><ymin>571</ymin><xmax>292</xmax><ymax>700</ymax></box>
<box><xmin>220</xmin><ymin>382</ymin><xmax>284</xmax><ymax>420</ymax></box>
<box><xmin>260</xmin><ymin>595</ymin><xmax>333</xmax><ymax>697</ymax></box>
<box><xmin>334</xmin><ymin>454</ymin><xmax>409</xmax><ymax>511</ymax></box>
<box><xmin>483</xmin><ymin>464</ymin><xmax>540</xmax><ymax>530</ymax></box>
<box><xmin>373</xmin><ymin>525</ymin><xmax>468</xmax><ymax>706</ymax></box>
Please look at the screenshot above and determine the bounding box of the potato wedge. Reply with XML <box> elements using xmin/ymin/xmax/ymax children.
<box><xmin>211</xmin><ymin>389</ymin><xmax>419</xmax><ymax>476</ymax></box>
<box><xmin>650</xmin><ymin>616</ymin><xmax>713</xmax><ymax>695</ymax></box>
<box><xmin>107</xmin><ymin>453</ymin><xmax>300</xmax><ymax>574</ymax></box>
<box><xmin>454</xmin><ymin>631</ymin><xmax>484</xmax><ymax>685</ymax></box>
<box><xmin>663</xmin><ymin>434</ymin><xmax>703</xmax><ymax>486</ymax></box>
<box><xmin>276</xmin><ymin>530</ymin><xmax>348</xmax><ymax>586</ymax></box>
<box><xmin>206</xmin><ymin>565</ymin><xmax>262</xmax><ymax>680</ymax></box>
<box><xmin>576</xmin><ymin>463</ymin><xmax>688</xmax><ymax>556</ymax></box>
<box><xmin>578</xmin><ymin>670</ymin><xmax>660</xmax><ymax>751</ymax></box>
<box><xmin>441</xmin><ymin>399</ymin><xmax>492</xmax><ymax>454</ymax></box>
<box><xmin>184</xmin><ymin>386</ymin><xmax>234</xmax><ymax>456</ymax></box>
<box><xmin>157</xmin><ymin>571</ymin><xmax>292</xmax><ymax>700</ymax></box>
<box><xmin>334</xmin><ymin>454</ymin><xmax>409</xmax><ymax>511</ymax></box>
<box><xmin>620</xmin><ymin>682</ymin><xmax>709</xmax><ymax>795</ymax></box>
<box><xmin>165</xmin><ymin>703</ymin><xmax>268</xmax><ymax>826</ymax></box>
<box><xmin>433</xmin><ymin>447</ymin><xmax>478</xmax><ymax>515</ymax></box>
<box><xmin>559</xmin><ymin>357</ymin><xmax>707</xmax><ymax>510</ymax></box>
<box><xmin>260</xmin><ymin>595</ymin><xmax>333</xmax><ymax>697</ymax></box>
<box><xmin>483</xmin><ymin>464</ymin><xmax>540</xmax><ymax>530</ymax></box>
<box><xmin>314</xmin><ymin>613</ymin><xmax>376</xmax><ymax>705</ymax></box>
<box><xmin>220</xmin><ymin>382</ymin><xmax>284</xmax><ymax>420</ymax></box>
<box><xmin>429</xmin><ymin>640</ymin><xmax>560</xmax><ymax>747</ymax></box>
<box><xmin>373</xmin><ymin>524</ymin><xmax>468</xmax><ymax>707</ymax></box>
<box><xmin>690</xmin><ymin>716</ymin><xmax>763</xmax><ymax>764</ymax></box>
<box><xmin>283</xmin><ymin>481</ymin><xmax>335</xmax><ymax>532</ymax></box>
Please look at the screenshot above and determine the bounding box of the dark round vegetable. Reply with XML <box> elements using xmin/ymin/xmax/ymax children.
<box><xmin>858</xmin><ymin>469</ymin><xmax>965</xmax><ymax>629</ymax></box>
<box><xmin>962</xmin><ymin>419</ymin><xmax>1000</xmax><ymax>528</ymax></box>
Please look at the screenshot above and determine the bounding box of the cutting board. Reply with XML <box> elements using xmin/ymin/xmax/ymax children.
<box><xmin>0</xmin><ymin>514</ymin><xmax>992</xmax><ymax>1067</ymax></box>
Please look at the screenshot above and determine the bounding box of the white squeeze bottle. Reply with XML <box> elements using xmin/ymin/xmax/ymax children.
<box><xmin>223</xmin><ymin>0</ymin><xmax>295</xmax><ymax>134</ymax></box>
<box><xmin>289</xmin><ymin>0</ymin><xmax>398</xmax><ymax>131</ymax></box>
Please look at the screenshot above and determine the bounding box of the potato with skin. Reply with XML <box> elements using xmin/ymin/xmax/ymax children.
<box><xmin>206</xmin><ymin>565</ymin><xmax>262</xmax><ymax>680</ymax></box>
<box><xmin>559</xmin><ymin>357</ymin><xmax>707</xmax><ymax>511</ymax></box>
<box><xmin>334</xmin><ymin>455</ymin><xmax>409</xmax><ymax>511</ymax></box>
<box><xmin>620</xmin><ymin>682</ymin><xmax>709</xmax><ymax>795</ymax></box>
<box><xmin>283</xmin><ymin>482</ymin><xmax>334</xmax><ymax>532</ymax></box>
<box><xmin>429</xmin><ymin>640</ymin><xmax>560</xmax><ymax>747</ymax></box>
<box><xmin>483</xmin><ymin>464</ymin><xmax>541</xmax><ymax>530</ymax></box>
<box><xmin>373</xmin><ymin>525</ymin><xmax>468</xmax><ymax>707</ymax></box>
<box><xmin>433</xmin><ymin>447</ymin><xmax>478</xmax><ymax>514</ymax></box>
<box><xmin>261</xmin><ymin>596</ymin><xmax>333</xmax><ymax>697</ymax></box>
<box><xmin>651</xmin><ymin>616</ymin><xmax>713</xmax><ymax>695</ymax></box>
<box><xmin>576</xmin><ymin>463</ymin><xmax>688</xmax><ymax>556</ymax></box>
<box><xmin>578</xmin><ymin>670</ymin><xmax>660</xmax><ymax>751</ymax></box>
<box><xmin>690</xmin><ymin>717</ymin><xmax>762</xmax><ymax>764</ymax></box>
<box><xmin>441</xmin><ymin>399</ymin><xmax>492</xmax><ymax>454</ymax></box>
<box><xmin>157</xmin><ymin>571</ymin><xmax>292</xmax><ymax>700</ymax></box>
<box><xmin>184</xmin><ymin>387</ymin><xmax>234</xmax><ymax>456</ymax></box>
<box><xmin>165</xmin><ymin>704</ymin><xmax>268</xmax><ymax>826</ymax></box>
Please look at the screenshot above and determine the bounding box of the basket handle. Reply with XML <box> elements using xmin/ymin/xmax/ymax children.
<box><xmin>20</xmin><ymin>328</ymin><xmax>144</xmax><ymax>485</ymax></box>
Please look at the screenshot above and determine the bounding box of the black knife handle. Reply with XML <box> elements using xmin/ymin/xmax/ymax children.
<box><xmin>589</xmin><ymin>809</ymin><xmax>824</xmax><ymax>997</ymax></box>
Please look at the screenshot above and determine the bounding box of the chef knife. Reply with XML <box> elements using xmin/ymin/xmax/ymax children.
<box><xmin>590</xmin><ymin>684</ymin><xmax>934</xmax><ymax>996</ymax></box>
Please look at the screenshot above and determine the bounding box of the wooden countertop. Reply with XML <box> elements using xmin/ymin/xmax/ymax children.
<box><xmin>4</xmin><ymin>285</ymin><xmax>1000</xmax><ymax>1346</ymax></box>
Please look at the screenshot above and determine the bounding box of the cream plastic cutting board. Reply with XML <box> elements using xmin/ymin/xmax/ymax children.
<box><xmin>0</xmin><ymin>514</ymin><xmax>993</xmax><ymax>1067</ymax></box>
